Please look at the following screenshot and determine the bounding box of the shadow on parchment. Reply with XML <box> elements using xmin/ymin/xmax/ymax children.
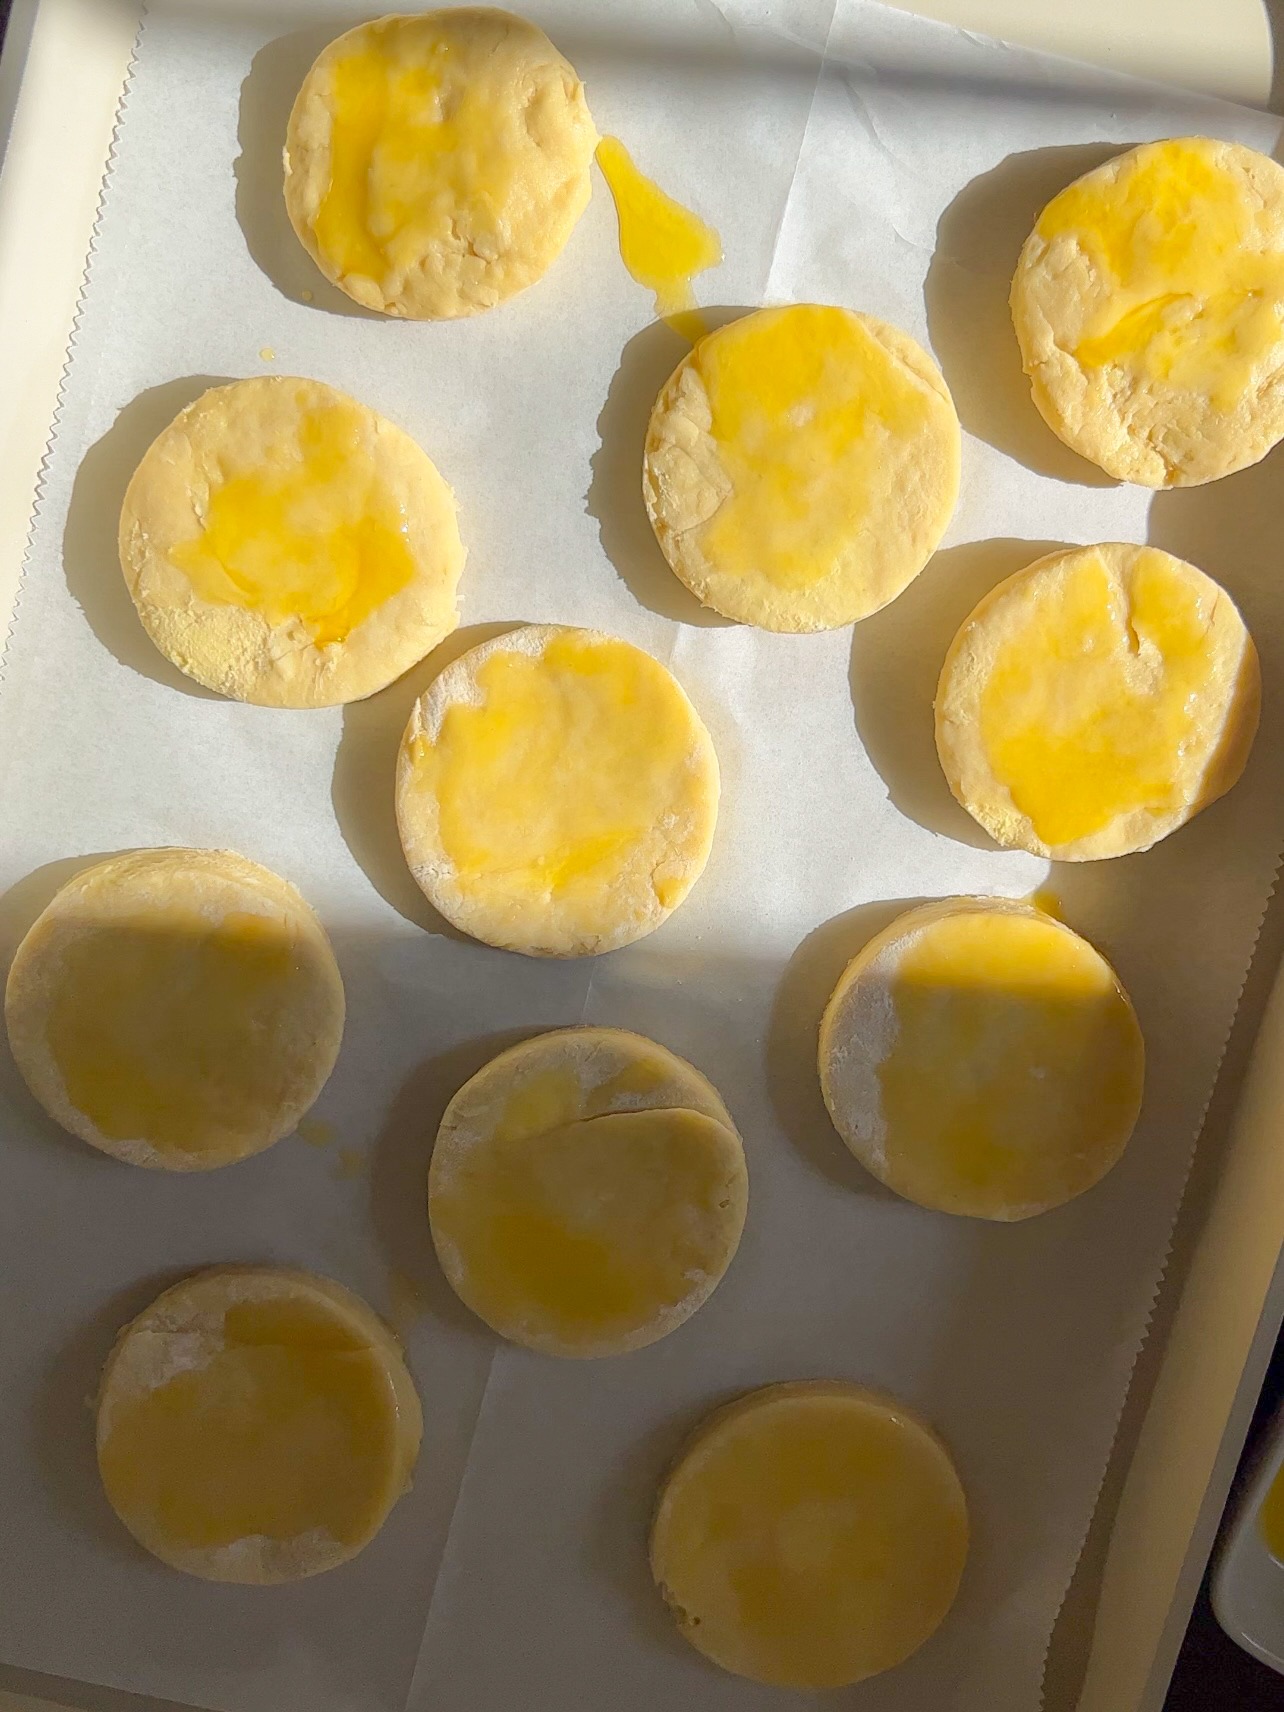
<box><xmin>924</xmin><ymin>142</ymin><xmax>1122</xmax><ymax>486</ymax></box>
<box><xmin>63</xmin><ymin>376</ymin><xmax>230</xmax><ymax>699</ymax></box>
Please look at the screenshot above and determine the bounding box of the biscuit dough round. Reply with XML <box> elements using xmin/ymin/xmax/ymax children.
<box><xmin>97</xmin><ymin>1267</ymin><xmax>422</xmax><ymax>1582</ymax></box>
<box><xmin>119</xmin><ymin>376</ymin><xmax>463</xmax><ymax>707</ymax></box>
<box><xmin>935</xmin><ymin>543</ymin><xmax>1259</xmax><ymax>861</ymax></box>
<box><xmin>643</xmin><ymin>304</ymin><xmax>961</xmax><ymax>631</ymax></box>
<box><xmin>284</xmin><ymin>9</ymin><xmax>596</xmax><ymax>318</ymax></box>
<box><xmin>1011</xmin><ymin>136</ymin><xmax>1284</xmax><ymax>486</ymax></box>
<box><xmin>650</xmin><ymin>1381</ymin><xmax>968</xmax><ymax>1689</ymax></box>
<box><xmin>429</xmin><ymin>1028</ymin><xmax>746</xmax><ymax>1357</ymax></box>
<box><xmin>819</xmin><ymin>898</ymin><xmax>1145</xmax><ymax>1221</ymax></box>
<box><xmin>5</xmin><ymin>848</ymin><xmax>345</xmax><ymax>1170</ymax></box>
<box><xmin>396</xmin><ymin>625</ymin><xmax>720</xmax><ymax>956</ymax></box>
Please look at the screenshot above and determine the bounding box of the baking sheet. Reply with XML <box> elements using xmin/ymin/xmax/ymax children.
<box><xmin>0</xmin><ymin>2</ymin><xmax>1281</xmax><ymax>1709</ymax></box>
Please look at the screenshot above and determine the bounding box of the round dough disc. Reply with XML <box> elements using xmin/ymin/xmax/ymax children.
<box><xmin>650</xmin><ymin>1381</ymin><xmax>968</xmax><ymax>1689</ymax></box>
<box><xmin>1011</xmin><ymin>136</ymin><xmax>1284</xmax><ymax>486</ymax></box>
<box><xmin>284</xmin><ymin>8</ymin><xmax>597</xmax><ymax>319</ymax></box>
<box><xmin>5</xmin><ymin>848</ymin><xmax>345</xmax><ymax>1170</ymax></box>
<box><xmin>429</xmin><ymin>1027</ymin><xmax>746</xmax><ymax>1357</ymax></box>
<box><xmin>643</xmin><ymin>304</ymin><xmax>960</xmax><ymax>631</ymax></box>
<box><xmin>819</xmin><ymin>898</ymin><xmax>1145</xmax><ymax>1221</ymax></box>
<box><xmin>396</xmin><ymin>625</ymin><xmax>720</xmax><ymax>956</ymax></box>
<box><xmin>935</xmin><ymin>542</ymin><xmax>1260</xmax><ymax>861</ymax></box>
<box><xmin>119</xmin><ymin>376</ymin><xmax>464</xmax><ymax>707</ymax></box>
<box><xmin>97</xmin><ymin>1267</ymin><xmax>422</xmax><ymax>1582</ymax></box>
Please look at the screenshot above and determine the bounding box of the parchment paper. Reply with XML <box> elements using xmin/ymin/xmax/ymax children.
<box><xmin>0</xmin><ymin>2</ymin><xmax>1281</xmax><ymax>1709</ymax></box>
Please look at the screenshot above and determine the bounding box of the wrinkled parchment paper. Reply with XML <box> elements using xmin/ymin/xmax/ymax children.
<box><xmin>1</xmin><ymin>2</ymin><xmax>1281</xmax><ymax>1708</ymax></box>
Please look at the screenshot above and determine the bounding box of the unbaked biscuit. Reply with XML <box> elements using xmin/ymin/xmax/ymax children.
<box><xmin>1011</xmin><ymin>136</ymin><xmax>1284</xmax><ymax>486</ymax></box>
<box><xmin>97</xmin><ymin>1267</ymin><xmax>421</xmax><ymax>1582</ymax></box>
<box><xmin>284</xmin><ymin>9</ymin><xmax>596</xmax><ymax>319</ymax></box>
<box><xmin>643</xmin><ymin>304</ymin><xmax>960</xmax><ymax>631</ymax></box>
<box><xmin>935</xmin><ymin>542</ymin><xmax>1259</xmax><ymax>861</ymax></box>
<box><xmin>429</xmin><ymin>1027</ymin><xmax>746</xmax><ymax>1357</ymax></box>
<box><xmin>651</xmin><ymin>1381</ymin><xmax>968</xmax><ymax>1688</ymax></box>
<box><xmin>395</xmin><ymin>625</ymin><xmax>719</xmax><ymax>956</ymax></box>
<box><xmin>819</xmin><ymin>898</ymin><xmax>1144</xmax><ymax>1221</ymax></box>
<box><xmin>5</xmin><ymin>848</ymin><xmax>344</xmax><ymax>1170</ymax></box>
<box><xmin>120</xmin><ymin>376</ymin><xmax>463</xmax><ymax>707</ymax></box>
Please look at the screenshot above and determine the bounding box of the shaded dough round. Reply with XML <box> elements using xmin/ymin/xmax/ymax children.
<box><xmin>651</xmin><ymin>1381</ymin><xmax>968</xmax><ymax>1688</ymax></box>
<box><xmin>429</xmin><ymin>1027</ymin><xmax>746</xmax><ymax>1357</ymax></box>
<box><xmin>1011</xmin><ymin>136</ymin><xmax>1284</xmax><ymax>486</ymax></box>
<box><xmin>5</xmin><ymin>848</ymin><xmax>344</xmax><ymax>1170</ymax></box>
<box><xmin>643</xmin><ymin>304</ymin><xmax>960</xmax><ymax>631</ymax></box>
<box><xmin>819</xmin><ymin>898</ymin><xmax>1144</xmax><ymax>1221</ymax></box>
<box><xmin>396</xmin><ymin>625</ymin><xmax>719</xmax><ymax>956</ymax></box>
<box><xmin>935</xmin><ymin>542</ymin><xmax>1259</xmax><ymax>861</ymax></box>
<box><xmin>119</xmin><ymin>376</ymin><xmax>463</xmax><ymax>707</ymax></box>
<box><xmin>97</xmin><ymin>1267</ymin><xmax>422</xmax><ymax>1582</ymax></box>
<box><xmin>284</xmin><ymin>9</ymin><xmax>596</xmax><ymax>318</ymax></box>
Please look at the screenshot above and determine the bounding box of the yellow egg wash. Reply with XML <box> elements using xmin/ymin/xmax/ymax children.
<box><xmin>595</xmin><ymin>135</ymin><xmax>722</xmax><ymax>338</ymax></box>
<box><xmin>411</xmin><ymin>634</ymin><xmax>698</xmax><ymax>913</ymax></box>
<box><xmin>696</xmin><ymin>306</ymin><xmax>933</xmax><ymax>592</ymax></box>
<box><xmin>171</xmin><ymin>394</ymin><xmax>415</xmax><ymax>647</ymax></box>
<box><xmin>877</xmin><ymin>911</ymin><xmax>1142</xmax><ymax>1214</ymax></box>
<box><xmin>1259</xmin><ymin>1461</ymin><xmax>1284</xmax><ymax>1562</ymax></box>
<box><xmin>978</xmin><ymin>549</ymin><xmax>1224</xmax><ymax>848</ymax></box>
<box><xmin>653</xmin><ymin>1388</ymin><xmax>968</xmax><ymax>1689</ymax></box>
<box><xmin>1038</xmin><ymin>138</ymin><xmax>1284</xmax><ymax>410</ymax></box>
<box><xmin>313</xmin><ymin>19</ymin><xmax>519</xmax><ymax>287</ymax></box>
<box><xmin>491</xmin><ymin>1057</ymin><xmax>677</xmax><ymax>1145</ymax></box>
<box><xmin>296</xmin><ymin>1116</ymin><xmax>335</xmax><ymax>1147</ymax></box>
<box><xmin>98</xmin><ymin>1297</ymin><xmax>400</xmax><ymax>1552</ymax></box>
<box><xmin>47</xmin><ymin>908</ymin><xmax>308</xmax><ymax>1157</ymax></box>
<box><xmin>1028</xmin><ymin>888</ymin><xmax>1063</xmax><ymax>919</ymax></box>
<box><xmin>431</xmin><ymin>1110</ymin><xmax>733</xmax><ymax>1346</ymax></box>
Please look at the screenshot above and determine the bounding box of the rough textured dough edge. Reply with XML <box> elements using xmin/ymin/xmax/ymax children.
<box><xmin>4</xmin><ymin>848</ymin><xmax>345</xmax><ymax>1170</ymax></box>
<box><xmin>649</xmin><ymin>1379</ymin><xmax>969</xmax><ymax>1686</ymax></box>
<box><xmin>395</xmin><ymin>624</ymin><xmax>721</xmax><ymax>957</ymax></box>
<box><xmin>283</xmin><ymin>8</ymin><xmax>596</xmax><ymax>319</ymax></box>
<box><xmin>934</xmin><ymin>543</ymin><xmax>1261</xmax><ymax>861</ymax></box>
<box><xmin>642</xmin><ymin>305</ymin><xmax>961</xmax><ymax>632</ymax></box>
<box><xmin>818</xmin><ymin>896</ymin><xmax>1145</xmax><ymax>1221</ymax></box>
<box><xmin>118</xmin><ymin>375</ymin><xmax>464</xmax><ymax>707</ymax></box>
<box><xmin>429</xmin><ymin>1026</ymin><xmax>746</xmax><ymax>1358</ymax></box>
<box><xmin>96</xmin><ymin>1266</ymin><xmax>422</xmax><ymax>1583</ymax></box>
<box><xmin>1010</xmin><ymin>138</ymin><xmax>1284</xmax><ymax>487</ymax></box>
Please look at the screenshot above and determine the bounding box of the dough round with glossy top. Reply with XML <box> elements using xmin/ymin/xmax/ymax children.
<box><xmin>643</xmin><ymin>304</ymin><xmax>960</xmax><ymax>631</ymax></box>
<box><xmin>651</xmin><ymin>1381</ymin><xmax>968</xmax><ymax>1688</ymax></box>
<box><xmin>429</xmin><ymin>1027</ymin><xmax>746</xmax><ymax>1357</ymax></box>
<box><xmin>5</xmin><ymin>848</ymin><xmax>344</xmax><ymax>1170</ymax></box>
<box><xmin>119</xmin><ymin>376</ymin><xmax>464</xmax><ymax>707</ymax></box>
<box><xmin>1011</xmin><ymin>136</ymin><xmax>1284</xmax><ymax>486</ymax></box>
<box><xmin>395</xmin><ymin>625</ymin><xmax>720</xmax><ymax>956</ymax></box>
<box><xmin>97</xmin><ymin>1267</ymin><xmax>422</xmax><ymax>1582</ymax></box>
<box><xmin>284</xmin><ymin>8</ymin><xmax>597</xmax><ymax>318</ymax></box>
<box><xmin>935</xmin><ymin>542</ymin><xmax>1259</xmax><ymax>861</ymax></box>
<box><xmin>819</xmin><ymin>898</ymin><xmax>1144</xmax><ymax>1221</ymax></box>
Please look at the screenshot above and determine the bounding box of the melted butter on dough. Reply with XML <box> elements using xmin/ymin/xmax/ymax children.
<box><xmin>396</xmin><ymin>626</ymin><xmax>720</xmax><ymax>956</ymax></box>
<box><xmin>819</xmin><ymin>898</ymin><xmax>1144</xmax><ymax>1221</ymax></box>
<box><xmin>97</xmin><ymin>1267</ymin><xmax>421</xmax><ymax>1583</ymax></box>
<box><xmin>120</xmin><ymin>376</ymin><xmax>464</xmax><ymax>707</ymax></box>
<box><xmin>651</xmin><ymin>1381</ymin><xmax>968</xmax><ymax>1689</ymax></box>
<box><xmin>4</xmin><ymin>849</ymin><xmax>344</xmax><ymax>1170</ymax></box>
<box><xmin>936</xmin><ymin>543</ymin><xmax>1259</xmax><ymax>861</ymax></box>
<box><xmin>430</xmin><ymin>1027</ymin><xmax>744</xmax><ymax>1357</ymax></box>
<box><xmin>643</xmin><ymin>304</ymin><xmax>960</xmax><ymax>631</ymax></box>
<box><xmin>1011</xmin><ymin>137</ymin><xmax>1284</xmax><ymax>485</ymax></box>
<box><xmin>284</xmin><ymin>9</ymin><xmax>597</xmax><ymax>318</ymax></box>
